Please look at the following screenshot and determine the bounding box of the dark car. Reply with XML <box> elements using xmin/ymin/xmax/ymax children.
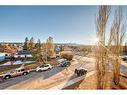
<box><xmin>121</xmin><ymin>56</ymin><xmax>127</xmax><ymax>61</ymax></box>
<box><xmin>75</xmin><ymin>68</ymin><xmax>87</xmax><ymax>76</ymax></box>
<box><xmin>60</xmin><ymin>61</ymin><xmax>71</xmax><ymax>67</ymax></box>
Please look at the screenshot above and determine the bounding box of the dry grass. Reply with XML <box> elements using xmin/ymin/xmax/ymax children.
<box><xmin>65</xmin><ymin>72</ymin><xmax>127</xmax><ymax>90</ymax></box>
<box><xmin>0</xmin><ymin>58</ymin><xmax>59</xmax><ymax>75</ymax></box>
<box><xmin>0</xmin><ymin>59</ymin><xmax>10</xmax><ymax>65</ymax></box>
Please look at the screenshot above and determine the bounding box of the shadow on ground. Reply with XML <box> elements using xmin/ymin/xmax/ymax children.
<box><xmin>42</xmin><ymin>66</ymin><xmax>66</xmax><ymax>79</ymax></box>
<box><xmin>62</xmin><ymin>73</ymin><xmax>86</xmax><ymax>90</ymax></box>
<box><xmin>0</xmin><ymin>66</ymin><xmax>66</xmax><ymax>89</ymax></box>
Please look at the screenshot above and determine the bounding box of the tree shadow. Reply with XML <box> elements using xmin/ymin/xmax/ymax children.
<box><xmin>62</xmin><ymin>73</ymin><xmax>86</xmax><ymax>90</ymax></box>
<box><xmin>0</xmin><ymin>66</ymin><xmax>66</xmax><ymax>89</ymax></box>
<box><xmin>40</xmin><ymin>66</ymin><xmax>66</xmax><ymax>79</ymax></box>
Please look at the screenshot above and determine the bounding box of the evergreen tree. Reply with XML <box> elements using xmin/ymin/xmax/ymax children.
<box><xmin>32</xmin><ymin>39</ymin><xmax>44</xmax><ymax>64</ymax></box>
<box><xmin>28</xmin><ymin>37</ymin><xmax>35</xmax><ymax>51</ymax></box>
<box><xmin>35</xmin><ymin>39</ymin><xmax>41</xmax><ymax>49</ymax></box>
<box><xmin>23</xmin><ymin>37</ymin><xmax>29</xmax><ymax>50</ymax></box>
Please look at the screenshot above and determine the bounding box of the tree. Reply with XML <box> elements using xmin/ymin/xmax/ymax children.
<box><xmin>96</xmin><ymin>6</ymin><xmax>110</xmax><ymax>89</ymax></box>
<box><xmin>28</xmin><ymin>37</ymin><xmax>35</xmax><ymax>52</ymax></box>
<box><xmin>35</xmin><ymin>39</ymin><xmax>41</xmax><ymax>48</ymax></box>
<box><xmin>0</xmin><ymin>44</ymin><xmax>4</xmax><ymax>52</ymax></box>
<box><xmin>23</xmin><ymin>37</ymin><xmax>29</xmax><ymax>50</ymax></box>
<box><xmin>125</xmin><ymin>43</ymin><xmax>127</xmax><ymax>55</ymax></box>
<box><xmin>110</xmin><ymin>8</ymin><xmax>126</xmax><ymax>85</ymax></box>
<box><xmin>46</xmin><ymin>36</ymin><xmax>55</xmax><ymax>58</ymax></box>
<box><xmin>32</xmin><ymin>39</ymin><xmax>45</xmax><ymax>64</ymax></box>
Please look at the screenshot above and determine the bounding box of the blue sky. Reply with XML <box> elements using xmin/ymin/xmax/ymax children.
<box><xmin>0</xmin><ymin>6</ymin><xmax>126</xmax><ymax>45</ymax></box>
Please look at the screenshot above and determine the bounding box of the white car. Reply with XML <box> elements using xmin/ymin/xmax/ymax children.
<box><xmin>36</xmin><ymin>64</ymin><xmax>53</xmax><ymax>72</ymax></box>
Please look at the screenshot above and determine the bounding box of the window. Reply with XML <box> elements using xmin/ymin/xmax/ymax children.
<box><xmin>10</xmin><ymin>71</ymin><xmax>14</xmax><ymax>73</ymax></box>
<box><xmin>40</xmin><ymin>65</ymin><xmax>45</xmax><ymax>68</ymax></box>
<box><xmin>21</xmin><ymin>69</ymin><xmax>25</xmax><ymax>71</ymax></box>
<box><xmin>44</xmin><ymin>65</ymin><xmax>49</xmax><ymax>67</ymax></box>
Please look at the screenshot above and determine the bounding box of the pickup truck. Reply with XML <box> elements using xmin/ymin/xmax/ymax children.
<box><xmin>1</xmin><ymin>67</ymin><xmax>30</xmax><ymax>79</ymax></box>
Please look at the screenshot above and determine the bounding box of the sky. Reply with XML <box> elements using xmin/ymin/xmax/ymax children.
<box><xmin>0</xmin><ymin>6</ymin><xmax>126</xmax><ymax>45</ymax></box>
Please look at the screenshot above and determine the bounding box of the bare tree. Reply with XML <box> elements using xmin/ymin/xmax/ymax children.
<box><xmin>46</xmin><ymin>36</ymin><xmax>55</xmax><ymax>58</ymax></box>
<box><xmin>124</xmin><ymin>43</ymin><xmax>127</xmax><ymax>55</ymax></box>
<box><xmin>110</xmin><ymin>7</ymin><xmax>126</xmax><ymax>85</ymax></box>
<box><xmin>96</xmin><ymin>6</ymin><xmax>110</xmax><ymax>89</ymax></box>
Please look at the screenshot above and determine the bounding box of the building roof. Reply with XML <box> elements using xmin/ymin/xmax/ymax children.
<box><xmin>17</xmin><ymin>50</ymin><xmax>31</xmax><ymax>55</ymax></box>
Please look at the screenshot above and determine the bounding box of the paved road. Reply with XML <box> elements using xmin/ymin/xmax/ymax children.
<box><xmin>0</xmin><ymin>55</ymin><xmax>96</xmax><ymax>89</ymax></box>
<box><xmin>0</xmin><ymin>66</ymin><xmax>65</xmax><ymax>89</ymax></box>
<box><xmin>1</xmin><ymin>55</ymin><xmax>126</xmax><ymax>89</ymax></box>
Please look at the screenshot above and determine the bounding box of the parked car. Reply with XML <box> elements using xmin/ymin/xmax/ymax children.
<box><xmin>121</xmin><ymin>55</ymin><xmax>127</xmax><ymax>61</ymax></box>
<box><xmin>57</xmin><ymin>58</ymin><xmax>67</xmax><ymax>63</ymax></box>
<box><xmin>75</xmin><ymin>68</ymin><xmax>87</xmax><ymax>76</ymax></box>
<box><xmin>36</xmin><ymin>64</ymin><xmax>53</xmax><ymax>72</ymax></box>
<box><xmin>2</xmin><ymin>67</ymin><xmax>30</xmax><ymax>79</ymax></box>
<box><xmin>59</xmin><ymin>61</ymin><xmax>71</xmax><ymax>67</ymax></box>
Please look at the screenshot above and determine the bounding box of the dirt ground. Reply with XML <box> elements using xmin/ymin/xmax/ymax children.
<box><xmin>64</xmin><ymin>72</ymin><xmax>127</xmax><ymax>90</ymax></box>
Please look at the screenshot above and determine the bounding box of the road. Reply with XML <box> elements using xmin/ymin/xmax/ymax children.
<box><xmin>0</xmin><ymin>66</ymin><xmax>65</xmax><ymax>89</ymax></box>
<box><xmin>0</xmin><ymin>55</ymin><xmax>127</xmax><ymax>89</ymax></box>
<box><xmin>0</xmin><ymin>55</ymin><xmax>96</xmax><ymax>89</ymax></box>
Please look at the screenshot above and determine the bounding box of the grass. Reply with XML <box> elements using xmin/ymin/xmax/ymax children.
<box><xmin>0</xmin><ymin>58</ymin><xmax>59</xmax><ymax>75</ymax></box>
<box><xmin>0</xmin><ymin>63</ymin><xmax>36</xmax><ymax>75</ymax></box>
<box><xmin>0</xmin><ymin>59</ymin><xmax>10</xmax><ymax>65</ymax></box>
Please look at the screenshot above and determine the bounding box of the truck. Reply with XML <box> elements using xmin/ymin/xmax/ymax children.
<box><xmin>1</xmin><ymin>67</ymin><xmax>30</xmax><ymax>79</ymax></box>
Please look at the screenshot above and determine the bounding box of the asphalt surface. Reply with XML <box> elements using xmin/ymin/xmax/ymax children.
<box><xmin>0</xmin><ymin>66</ymin><xmax>65</xmax><ymax>89</ymax></box>
<box><xmin>0</xmin><ymin>55</ymin><xmax>127</xmax><ymax>89</ymax></box>
<box><xmin>0</xmin><ymin>56</ymin><xmax>96</xmax><ymax>89</ymax></box>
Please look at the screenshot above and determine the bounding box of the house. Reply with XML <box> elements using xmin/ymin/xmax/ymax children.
<box><xmin>15</xmin><ymin>50</ymin><xmax>32</xmax><ymax>58</ymax></box>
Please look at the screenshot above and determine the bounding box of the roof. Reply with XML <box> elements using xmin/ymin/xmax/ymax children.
<box><xmin>17</xmin><ymin>50</ymin><xmax>31</xmax><ymax>55</ymax></box>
